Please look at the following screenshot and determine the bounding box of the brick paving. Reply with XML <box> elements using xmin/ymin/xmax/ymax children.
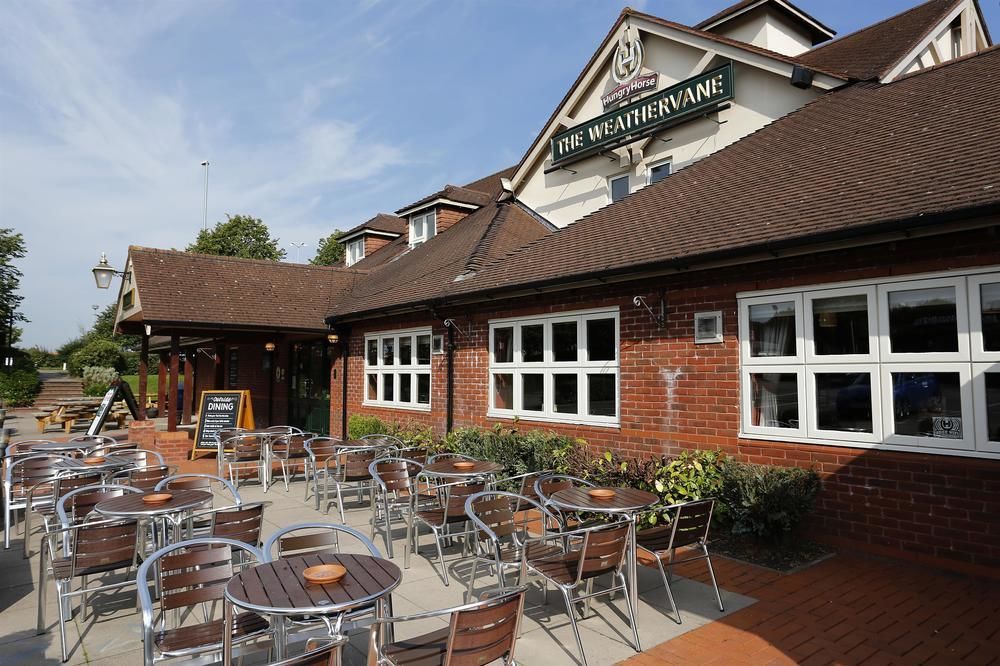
<box><xmin>622</xmin><ymin>551</ymin><xmax>1000</xmax><ymax>665</ymax></box>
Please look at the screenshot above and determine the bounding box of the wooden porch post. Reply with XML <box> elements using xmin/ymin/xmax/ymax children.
<box><xmin>214</xmin><ymin>342</ymin><xmax>225</xmax><ymax>390</ymax></box>
<box><xmin>157</xmin><ymin>352</ymin><xmax>167</xmax><ymax>418</ymax></box>
<box><xmin>138</xmin><ymin>333</ymin><xmax>148</xmax><ymax>419</ymax></box>
<box><xmin>168</xmin><ymin>335</ymin><xmax>180</xmax><ymax>432</ymax></box>
<box><xmin>182</xmin><ymin>348</ymin><xmax>194</xmax><ymax>426</ymax></box>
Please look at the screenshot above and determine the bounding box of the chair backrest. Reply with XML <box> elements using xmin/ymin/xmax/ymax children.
<box><xmin>57</xmin><ymin>483</ymin><xmax>143</xmax><ymax>528</ymax></box>
<box><xmin>209</xmin><ymin>502</ymin><xmax>266</xmax><ymax>546</ymax></box>
<box><xmin>440</xmin><ymin>480</ymin><xmax>487</xmax><ymax>517</ymax></box>
<box><xmin>445</xmin><ymin>588</ymin><xmax>525</xmax><ymax>666</ymax></box>
<box><xmin>265</xmin><ymin>425</ymin><xmax>301</xmax><ymax>434</ymax></box>
<box><xmin>88</xmin><ymin>441</ymin><xmax>139</xmax><ymax>457</ymax></box>
<box><xmin>5</xmin><ymin>440</ymin><xmax>56</xmax><ymax>457</ymax></box>
<box><xmin>52</xmin><ymin>471</ymin><xmax>105</xmax><ymax>506</ymax></box>
<box><xmin>274</xmin><ymin>433</ymin><xmax>311</xmax><ymax>458</ymax></box>
<box><xmin>226</xmin><ymin>434</ymin><xmax>264</xmax><ymax>461</ymax></box>
<box><xmin>5</xmin><ymin>454</ymin><xmax>67</xmax><ymax>496</ymax></box>
<box><xmin>304</xmin><ymin>436</ymin><xmax>341</xmax><ymax>463</ymax></box>
<box><xmin>466</xmin><ymin>492</ymin><xmax>560</xmax><ymax>552</ymax></box>
<box><xmin>155</xmin><ymin>473</ymin><xmax>241</xmax><ymax>505</ymax></box>
<box><xmin>67</xmin><ymin>518</ymin><xmax>139</xmax><ymax>578</ymax></box>
<box><xmin>263</xmin><ymin>522</ymin><xmax>381</xmax><ymax>560</ymax></box>
<box><xmin>370</xmin><ymin>458</ymin><xmax>423</xmax><ymax>494</ymax></box>
<box><xmin>68</xmin><ymin>434</ymin><xmax>117</xmax><ymax>447</ymax></box>
<box><xmin>333</xmin><ymin>444</ymin><xmax>384</xmax><ymax>481</ymax></box>
<box><xmin>575</xmin><ymin>522</ymin><xmax>631</xmax><ymax>584</ymax></box>
<box><xmin>214</xmin><ymin>428</ymin><xmax>246</xmax><ymax>447</ymax></box>
<box><xmin>667</xmin><ymin>499</ymin><xmax>715</xmax><ymax>549</ymax></box>
<box><xmin>360</xmin><ymin>434</ymin><xmax>405</xmax><ymax>451</ymax></box>
<box><xmin>533</xmin><ymin>474</ymin><xmax>595</xmax><ymax>504</ymax></box>
<box><xmin>121</xmin><ymin>465</ymin><xmax>172</xmax><ymax>491</ymax></box>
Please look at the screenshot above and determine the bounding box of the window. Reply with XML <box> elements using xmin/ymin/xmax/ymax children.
<box><xmin>609</xmin><ymin>175</ymin><xmax>630</xmax><ymax>203</ymax></box>
<box><xmin>409</xmin><ymin>210</ymin><xmax>436</xmax><ymax>247</ymax></box>
<box><xmin>364</xmin><ymin>328</ymin><xmax>432</xmax><ymax>410</ymax></box>
<box><xmin>488</xmin><ymin>307</ymin><xmax>619</xmax><ymax>426</ymax></box>
<box><xmin>739</xmin><ymin>270</ymin><xmax>1000</xmax><ymax>457</ymax></box>
<box><xmin>345</xmin><ymin>238</ymin><xmax>365</xmax><ymax>266</ymax></box>
<box><xmin>694</xmin><ymin>311</ymin><xmax>723</xmax><ymax>344</ymax></box>
<box><xmin>647</xmin><ymin>160</ymin><xmax>672</xmax><ymax>185</ymax></box>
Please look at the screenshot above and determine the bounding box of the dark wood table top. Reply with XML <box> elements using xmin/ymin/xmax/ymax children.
<box><xmin>54</xmin><ymin>454</ymin><xmax>135</xmax><ymax>472</ymax></box>
<box><xmin>549</xmin><ymin>487</ymin><xmax>659</xmax><ymax>513</ymax></box>
<box><xmin>225</xmin><ymin>553</ymin><xmax>402</xmax><ymax>615</ymax></box>
<box><xmin>30</xmin><ymin>442</ymin><xmax>90</xmax><ymax>453</ymax></box>
<box><xmin>94</xmin><ymin>489</ymin><xmax>213</xmax><ymax>517</ymax></box>
<box><xmin>423</xmin><ymin>459</ymin><xmax>504</xmax><ymax>477</ymax></box>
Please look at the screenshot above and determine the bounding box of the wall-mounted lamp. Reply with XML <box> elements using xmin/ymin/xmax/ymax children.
<box><xmin>326</xmin><ymin>332</ymin><xmax>340</xmax><ymax>344</ymax></box>
<box><xmin>92</xmin><ymin>252</ymin><xmax>130</xmax><ymax>289</ymax></box>
<box><xmin>264</xmin><ymin>342</ymin><xmax>276</xmax><ymax>352</ymax></box>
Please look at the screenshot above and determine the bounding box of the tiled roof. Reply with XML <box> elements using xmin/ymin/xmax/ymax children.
<box><xmin>441</xmin><ymin>46</ymin><xmax>1000</xmax><ymax>299</ymax></box>
<box><xmin>798</xmin><ymin>0</ymin><xmax>962</xmax><ymax>80</ymax></box>
<box><xmin>328</xmin><ymin>202</ymin><xmax>551</xmax><ymax>318</ymax></box>
<box><xmin>694</xmin><ymin>0</ymin><xmax>835</xmax><ymax>39</ymax></box>
<box><xmin>128</xmin><ymin>247</ymin><xmax>367</xmax><ymax>332</ymax></box>
<box><xmin>341</xmin><ymin>213</ymin><xmax>405</xmax><ymax>239</ymax></box>
<box><xmin>395</xmin><ymin>184</ymin><xmax>492</xmax><ymax>215</ymax></box>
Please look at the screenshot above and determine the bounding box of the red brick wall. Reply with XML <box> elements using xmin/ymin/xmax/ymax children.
<box><xmin>224</xmin><ymin>341</ymin><xmax>288</xmax><ymax>428</ymax></box>
<box><xmin>435</xmin><ymin>205</ymin><xmax>470</xmax><ymax>234</ymax></box>
<box><xmin>330</xmin><ymin>227</ymin><xmax>1000</xmax><ymax>576</ymax></box>
<box><xmin>363</xmin><ymin>235</ymin><xmax>393</xmax><ymax>258</ymax></box>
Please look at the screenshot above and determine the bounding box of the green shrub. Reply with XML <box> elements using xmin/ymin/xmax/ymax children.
<box><xmin>68</xmin><ymin>340</ymin><xmax>126</xmax><ymax>376</ymax></box>
<box><xmin>443</xmin><ymin>424</ymin><xmax>579</xmax><ymax>480</ymax></box>
<box><xmin>719</xmin><ymin>461</ymin><xmax>821</xmax><ymax>542</ymax></box>
<box><xmin>346</xmin><ymin>414</ymin><xmax>435</xmax><ymax>449</ymax></box>
<box><xmin>0</xmin><ymin>368</ymin><xmax>40</xmax><ymax>407</ymax></box>
<box><xmin>121</xmin><ymin>351</ymin><xmax>141</xmax><ymax>375</ymax></box>
<box><xmin>82</xmin><ymin>366</ymin><xmax>119</xmax><ymax>397</ymax></box>
<box><xmin>24</xmin><ymin>346</ymin><xmax>58</xmax><ymax>370</ymax></box>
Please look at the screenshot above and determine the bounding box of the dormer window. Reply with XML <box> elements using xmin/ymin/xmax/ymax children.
<box><xmin>410</xmin><ymin>210</ymin><xmax>436</xmax><ymax>247</ymax></box>
<box><xmin>346</xmin><ymin>237</ymin><xmax>365</xmax><ymax>267</ymax></box>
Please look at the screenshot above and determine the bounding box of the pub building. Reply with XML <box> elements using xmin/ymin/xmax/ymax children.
<box><xmin>114</xmin><ymin>0</ymin><xmax>1000</xmax><ymax>576</ymax></box>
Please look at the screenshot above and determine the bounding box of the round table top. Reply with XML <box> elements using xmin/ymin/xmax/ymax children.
<box><xmin>549</xmin><ymin>487</ymin><xmax>659</xmax><ymax>513</ymax></box>
<box><xmin>95</xmin><ymin>489</ymin><xmax>213</xmax><ymax>517</ymax></box>
<box><xmin>423</xmin><ymin>459</ymin><xmax>504</xmax><ymax>478</ymax></box>
<box><xmin>55</xmin><ymin>455</ymin><xmax>135</xmax><ymax>472</ymax></box>
<box><xmin>30</xmin><ymin>442</ymin><xmax>90</xmax><ymax>452</ymax></box>
<box><xmin>226</xmin><ymin>553</ymin><xmax>402</xmax><ymax>616</ymax></box>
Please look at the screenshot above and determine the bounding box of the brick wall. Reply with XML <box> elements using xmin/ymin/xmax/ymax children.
<box><xmin>435</xmin><ymin>205</ymin><xmax>471</xmax><ymax>234</ymax></box>
<box><xmin>330</xmin><ymin>227</ymin><xmax>1000</xmax><ymax>576</ymax></box>
<box><xmin>224</xmin><ymin>340</ymin><xmax>289</xmax><ymax>428</ymax></box>
<box><xmin>364</xmin><ymin>235</ymin><xmax>394</xmax><ymax>258</ymax></box>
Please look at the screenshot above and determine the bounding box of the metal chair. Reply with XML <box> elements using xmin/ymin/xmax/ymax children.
<box><xmin>105</xmin><ymin>447</ymin><xmax>165</xmax><ymax>467</ymax></box>
<box><xmin>303</xmin><ymin>437</ymin><xmax>340</xmax><ymax>509</ymax></box>
<box><xmin>23</xmin><ymin>469</ymin><xmax>103</xmax><ymax>557</ymax></box>
<box><xmin>522</xmin><ymin>521</ymin><xmax>640</xmax><ymax>665</ymax></box>
<box><xmin>114</xmin><ymin>464</ymin><xmax>173</xmax><ymax>491</ymax></box>
<box><xmin>360</xmin><ymin>434</ymin><xmax>405</xmax><ymax>450</ymax></box>
<box><xmin>271</xmin><ymin>432</ymin><xmax>314</xmax><ymax>492</ymax></box>
<box><xmin>322</xmin><ymin>443</ymin><xmax>386</xmax><ymax>521</ymax></box>
<box><xmin>156</xmin><ymin>473</ymin><xmax>243</xmax><ymax>538</ymax></box>
<box><xmin>369</xmin><ymin>587</ymin><xmax>526</xmax><ymax>666</ymax></box>
<box><xmin>636</xmin><ymin>498</ymin><xmax>724</xmax><ymax>624</ymax></box>
<box><xmin>137</xmin><ymin>537</ymin><xmax>272</xmax><ymax>665</ymax></box>
<box><xmin>207</xmin><ymin>501</ymin><xmax>267</xmax><ymax>547</ymax></box>
<box><xmin>5</xmin><ymin>439</ymin><xmax>57</xmax><ymax>456</ymax></box>
<box><xmin>4</xmin><ymin>453</ymin><xmax>69</xmax><ymax>549</ymax></box>
<box><xmin>464</xmin><ymin>490</ymin><xmax>563</xmax><ymax>601</ymax></box>
<box><xmin>268</xmin><ymin>637</ymin><xmax>347</xmax><ymax>666</ymax></box>
<box><xmin>533</xmin><ymin>473</ymin><xmax>597</xmax><ymax>530</ymax></box>
<box><xmin>87</xmin><ymin>441</ymin><xmax>140</xmax><ymax>456</ymax></box>
<box><xmin>412</xmin><ymin>477</ymin><xmax>486</xmax><ymax>586</ymax></box>
<box><xmin>36</xmin><ymin>516</ymin><xmax>141</xmax><ymax>662</ymax></box>
<box><xmin>220</xmin><ymin>433</ymin><xmax>266</xmax><ymax>489</ymax></box>
<box><xmin>369</xmin><ymin>458</ymin><xmax>425</xmax><ymax>562</ymax></box>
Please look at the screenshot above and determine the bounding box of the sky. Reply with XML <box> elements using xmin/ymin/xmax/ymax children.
<box><xmin>2</xmin><ymin>0</ymin><xmax>997</xmax><ymax>349</ymax></box>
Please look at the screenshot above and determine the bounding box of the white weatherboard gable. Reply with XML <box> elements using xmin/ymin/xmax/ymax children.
<box><xmin>885</xmin><ymin>0</ymin><xmax>990</xmax><ymax>81</ymax></box>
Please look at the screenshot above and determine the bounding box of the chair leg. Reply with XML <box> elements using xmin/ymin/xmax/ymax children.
<box><xmin>433</xmin><ymin>530</ymin><xmax>449</xmax><ymax>586</ymax></box>
<box><xmin>4</xmin><ymin>502</ymin><xmax>11</xmax><ymax>549</ymax></box>
<box><xmin>281</xmin><ymin>460</ymin><xmax>290</xmax><ymax>492</ymax></box>
<box><xmin>619</xmin><ymin>571</ymin><xmax>641</xmax><ymax>653</ymax></box>
<box><xmin>654</xmin><ymin>554</ymin><xmax>681</xmax><ymax>624</ymax></box>
<box><xmin>56</xmin><ymin>579</ymin><xmax>69</xmax><ymax>662</ymax></box>
<box><xmin>704</xmin><ymin>548</ymin><xmax>725</xmax><ymax>612</ymax></box>
<box><xmin>383</xmin><ymin>498</ymin><xmax>394</xmax><ymax>559</ymax></box>
<box><xmin>81</xmin><ymin>575</ymin><xmax>89</xmax><ymax>621</ymax></box>
<box><xmin>336</xmin><ymin>483</ymin><xmax>346</xmax><ymax>523</ymax></box>
<box><xmin>560</xmin><ymin>588</ymin><xmax>588</xmax><ymax>666</ymax></box>
<box><xmin>23</xmin><ymin>508</ymin><xmax>31</xmax><ymax>558</ymax></box>
<box><xmin>583</xmin><ymin>578</ymin><xmax>593</xmax><ymax>618</ymax></box>
<box><xmin>36</xmin><ymin>542</ymin><xmax>47</xmax><ymax>634</ymax></box>
<box><xmin>466</xmin><ymin>557</ymin><xmax>479</xmax><ymax>602</ymax></box>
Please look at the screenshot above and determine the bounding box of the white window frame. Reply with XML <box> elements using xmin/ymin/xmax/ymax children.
<box><xmin>409</xmin><ymin>210</ymin><xmax>436</xmax><ymax>247</ymax></box>
<box><xmin>608</xmin><ymin>174</ymin><xmax>630</xmax><ymax>204</ymax></box>
<box><xmin>739</xmin><ymin>293</ymin><xmax>804</xmax><ymax>365</ymax></box>
<box><xmin>345</xmin><ymin>237</ymin><xmax>365</xmax><ymax>267</ymax></box>
<box><xmin>968</xmin><ymin>273</ymin><xmax>1000</xmax><ymax>362</ymax></box>
<box><xmin>488</xmin><ymin>307</ymin><xmax>619</xmax><ymax>427</ymax></box>
<box><xmin>363</xmin><ymin>327</ymin><xmax>432</xmax><ymax>411</ymax></box>
<box><xmin>646</xmin><ymin>159</ymin><xmax>672</xmax><ymax>185</ymax></box>
<box><xmin>738</xmin><ymin>266</ymin><xmax>1000</xmax><ymax>459</ymax></box>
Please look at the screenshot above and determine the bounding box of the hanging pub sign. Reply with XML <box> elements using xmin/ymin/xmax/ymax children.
<box><xmin>550</xmin><ymin>63</ymin><xmax>734</xmax><ymax>167</ymax></box>
<box><xmin>191</xmin><ymin>389</ymin><xmax>255</xmax><ymax>457</ymax></box>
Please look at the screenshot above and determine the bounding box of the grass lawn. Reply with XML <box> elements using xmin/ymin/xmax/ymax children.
<box><xmin>121</xmin><ymin>374</ymin><xmax>160</xmax><ymax>396</ymax></box>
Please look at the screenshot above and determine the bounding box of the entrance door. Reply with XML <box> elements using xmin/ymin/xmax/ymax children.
<box><xmin>288</xmin><ymin>341</ymin><xmax>331</xmax><ymax>434</ymax></box>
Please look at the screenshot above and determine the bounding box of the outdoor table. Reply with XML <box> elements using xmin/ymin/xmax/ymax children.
<box><xmin>548</xmin><ymin>486</ymin><xmax>658</xmax><ymax>621</ymax></box>
<box><xmin>222</xmin><ymin>552</ymin><xmax>402</xmax><ymax>663</ymax></box>
<box><xmin>54</xmin><ymin>454</ymin><xmax>136</xmax><ymax>477</ymax></box>
<box><xmin>29</xmin><ymin>442</ymin><xmax>90</xmax><ymax>453</ymax></box>
<box><xmin>95</xmin><ymin>488</ymin><xmax>213</xmax><ymax>549</ymax></box>
<box><xmin>422</xmin><ymin>459</ymin><xmax>504</xmax><ymax>480</ymax></box>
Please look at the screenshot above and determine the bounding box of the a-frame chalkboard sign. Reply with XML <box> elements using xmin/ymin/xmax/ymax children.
<box><xmin>86</xmin><ymin>380</ymin><xmax>140</xmax><ymax>436</ymax></box>
<box><xmin>191</xmin><ymin>390</ymin><xmax>255</xmax><ymax>458</ymax></box>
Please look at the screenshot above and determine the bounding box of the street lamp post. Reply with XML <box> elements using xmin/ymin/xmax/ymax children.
<box><xmin>289</xmin><ymin>242</ymin><xmax>308</xmax><ymax>263</ymax></box>
<box><xmin>200</xmin><ymin>160</ymin><xmax>210</xmax><ymax>230</ymax></box>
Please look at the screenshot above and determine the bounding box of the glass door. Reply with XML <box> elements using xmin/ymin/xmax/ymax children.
<box><xmin>288</xmin><ymin>341</ymin><xmax>331</xmax><ymax>435</ymax></box>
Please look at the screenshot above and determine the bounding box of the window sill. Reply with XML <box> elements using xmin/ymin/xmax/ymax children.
<box><xmin>738</xmin><ymin>431</ymin><xmax>1000</xmax><ymax>461</ymax></box>
<box><xmin>362</xmin><ymin>401</ymin><xmax>431</xmax><ymax>413</ymax></box>
<box><xmin>487</xmin><ymin>410</ymin><xmax>620</xmax><ymax>429</ymax></box>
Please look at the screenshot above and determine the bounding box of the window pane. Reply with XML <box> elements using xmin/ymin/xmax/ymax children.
<box><xmin>382</xmin><ymin>373</ymin><xmax>394</xmax><ymax>401</ymax></box>
<box><xmin>367</xmin><ymin>374</ymin><xmax>377</xmax><ymax>401</ymax></box>
<box><xmin>494</xmin><ymin>327</ymin><xmax>513</xmax><ymax>363</ymax></box>
<box><xmin>553</xmin><ymin>374</ymin><xmax>578</xmax><ymax>413</ymax></box>
<box><xmin>812</xmin><ymin>294</ymin><xmax>869</xmax><ymax>355</ymax></box>
<box><xmin>610</xmin><ymin>176</ymin><xmax>629</xmax><ymax>202</ymax></box>
<box><xmin>816</xmin><ymin>373</ymin><xmax>873</xmax><ymax>433</ymax></box>
<box><xmin>399</xmin><ymin>373</ymin><xmax>411</xmax><ymax>402</ymax></box>
<box><xmin>750</xmin><ymin>373</ymin><xmax>799</xmax><ymax>428</ymax></box>
<box><xmin>522</xmin><ymin>374</ymin><xmax>544</xmax><ymax>411</ymax></box>
<box><xmin>399</xmin><ymin>337</ymin><xmax>412</xmax><ymax>365</ymax></box>
<box><xmin>382</xmin><ymin>338</ymin><xmax>395</xmax><ymax>365</ymax></box>
<box><xmin>588</xmin><ymin>374</ymin><xmax>616</xmax><ymax>416</ymax></box>
<box><xmin>649</xmin><ymin>162</ymin><xmax>671</xmax><ymax>184</ymax></box>
<box><xmin>985</xmin><ymin>372</ymin><xmax>1000</xmax><ymax>442</ymax></box>
<box><xmin>888</xmin><ymin>286</ymin><xmax>958</xmax><ymax>353</ymax></box>
<box><xmin>552</xmin><ymin>322</ymin><xmax>577</xmax><ymax>362</ymax></box>
<box><xmin>367</xmin><ymin>340</ymin><xmax>378</xmax><ymax>366</ymax></box>
<box><xmin>416</xmin><ymin>374</ymin><xmax>430</xmax><ymax>404</ymax></box>
<box><xmin>521</xmin><ymin>325</ymin><xmax>543</xmax><ymax>362</ymax></box>
<box><xmin>493</xmin><ymin>373</ymin><xmax>513</xmax><ymax>410</ymax></box>
<box><xmin>749</xmin><ymin>302</ymin><xmax>796</xmax><ymax>357</ymax></box>
<box><xmin>586</xmin><ymin>318</ymin><xmax>616</xmax><ymax>361</ymax></box>
<box><xmin>890</xmin><ymin>372</ymin><xmax>962</xmax><ymax>438</ymax></box>
<box><xmin>981</xmin><ymin>282</ymin><xmax>1000</xmax><ymax>351</ymax></box>
<box><xmin>416</xmin><ymin>335</ymin><xmax>431</xmax><ymax>364</ymax></box>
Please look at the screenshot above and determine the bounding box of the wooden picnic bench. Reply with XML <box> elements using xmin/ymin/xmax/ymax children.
<box><xmin>33</xmin><ymin>398</ymin><xmax>130</xmax><ymax>433</ymax></box>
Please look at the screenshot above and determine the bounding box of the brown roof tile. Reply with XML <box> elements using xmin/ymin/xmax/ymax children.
<box><xmin>395</xmin><ymin>184</ymin><xmax>492</xmax><ymax>215</ymax></box>
<box><xmin>341</xmin><ymin>213</ymin><xmax>405</xmax><ymax>239</ymax></box>
<box><xmin>798</xmin><ymin>0</ymin><xmax>962</xmax><ymax>80</ymax></box>
<box><xmin>128</xmin><ymin>247</ymin><xmax>367</xmax><ymax>332</ymax></box>
<box><xmin>694</xmin><ymin>0</ymin><xmax>835</xmax><ymax>39</ymax></box>
<box><xmin>443</xmin><ymin>46</ymin><xmax>1000</xmax><ymax>298</ymax></box>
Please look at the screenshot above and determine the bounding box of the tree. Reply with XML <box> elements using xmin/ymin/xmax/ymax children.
<box><xmin>0</xmin><ymin>228</ymin><xmax>27</xmax><ymax>355</ymax></box>
<box><xmin>310</xmin><ymin>230</ymin><xmax>346</xmax><ymax>266</ymax></box>
<box><xmin>186</xmin><ymin>214</ymin><xmax>286</xmax><ymax>261</ymax></box>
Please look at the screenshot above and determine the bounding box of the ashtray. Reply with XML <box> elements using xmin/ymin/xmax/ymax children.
<box><xmin>303</xmin><ymin>564</ymin><xmax>347</xmax><ymax>585</ymax></box>
<box><xmin>83</xmin><ymin>456</ymin><xmax>106</xmax><ymax>465</ymax></box>
<box><xmin>588</xmin><ymin>488</ymin><xmax>617</xmax><ymax>500</ymax></box>
<box><xmin>142</xmin><ymin>493</ymin><xmax>172</xmax><ymax>504</ymax></box>
<box><xmin>453</xmin><ymin>461</ymin><xmax>476</xmax><ymax>470</ymax></box>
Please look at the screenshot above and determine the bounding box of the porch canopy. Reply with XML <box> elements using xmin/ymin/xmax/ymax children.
<box><xmin>113</xmin><ymin>246</ymin><xmax>365</xmax><ymax>432</ymax></box>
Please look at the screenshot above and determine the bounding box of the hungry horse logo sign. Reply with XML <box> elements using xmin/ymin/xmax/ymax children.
<box><xmin>604</xmin><ymin>27</ymin><xmax>658</xmax><ymax>110</ymax></box>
